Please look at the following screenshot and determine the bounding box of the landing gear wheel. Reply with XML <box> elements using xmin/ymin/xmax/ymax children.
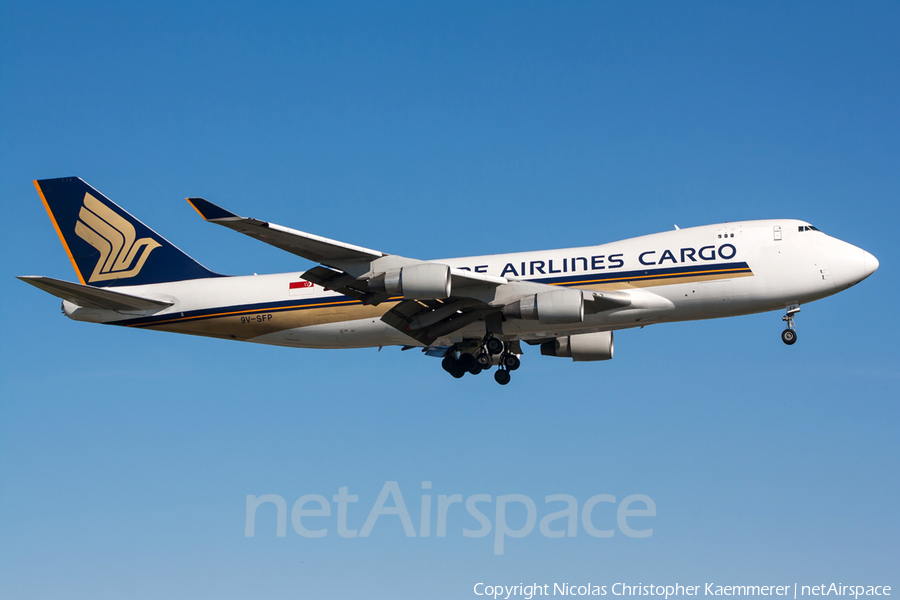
<box><xmin>781</xmin><ymin>329</ymin><xmax>797</xmax><ymax>345</ymax></box>
<box><xmin>494</xmin><ymin>369</ymin><xmax>511</xmax><ymax>385</ymax></box>
<box><xmin>485</xmin><ymin>337</ymin><xmax>504</xmax><ymax>355</ymax></box>
<box><xmin>441</xmin><ymin>356</ymin><xmax>456</xmax><ymax>373</ymax></box>
<box><xmin>457</xmin><ymin>353</ymin><xmax>476</xmax><ymax>371</ymax></box>
<box><xmin>442</xmin><ymin>355</ymin><xmax>466</xmax><ymax>378</ymax></box>
<box><xmin>501</xmin><ymin>354</ymin><xmax>520</xmax><ymax>371</ymax></box>
<box><xmin>468</xmin><ymin>365</ymin><xmax>483</xmax><ymax>375</ymax></box>
<box><xmin>476</xmin><ymin>352</ymin><xmax>492</xmax><ymax>368</ymax></box>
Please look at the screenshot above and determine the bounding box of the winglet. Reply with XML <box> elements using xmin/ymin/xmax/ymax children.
<box><xmin>186</xmin><ymin>197</ymin><xmax>240</xmax><ymax>221</ymax></box>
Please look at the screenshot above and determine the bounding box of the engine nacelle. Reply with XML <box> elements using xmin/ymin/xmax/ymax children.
<box><xmin>368</xmin><ymin>263</ymin><xmax>451</xmax><ymax>299</ymax></box>
<box><xmin>541</xmin><ymin>331</ymin><xmax>614</xmax><ymax>362</ymax></box>
<box><xmin>502</xmin><ymin>289</ymin><xmax>584</xmax><ymax>324</ymax></box>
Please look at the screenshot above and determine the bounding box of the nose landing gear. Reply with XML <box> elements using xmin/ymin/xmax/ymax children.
<box><xmin>781</xmin><ymin>304</ymin><xmax>800</xmax><ymax>345</ymax></box>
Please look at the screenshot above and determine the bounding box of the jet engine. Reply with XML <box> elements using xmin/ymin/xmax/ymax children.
<box><xmin>368</xmin><ymin>263</ymin><xmax>451</xmax><ymax>299</ymax></box>
<box><xmin>540</xmin><ymin>331</ymin><xmax>614</xmax><ymax>362</ymax></box>
<box><xmin>502</xmin><ymin>289</ymin><xmax>584</xmax><ymax>324</ymax></box>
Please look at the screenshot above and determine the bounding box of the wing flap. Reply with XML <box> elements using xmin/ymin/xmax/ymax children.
<box><xmin>18</xmin><ymin>276</ymin><xmax>173</xmax><ymax>312</ymax></box>
<box><xmin>381</xmin><ymin>298</ymin><xmax>496</xmax><ymax>344</ymax></box>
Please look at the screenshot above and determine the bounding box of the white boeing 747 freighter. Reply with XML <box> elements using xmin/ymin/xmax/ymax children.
<box><xmin>20</xmin><ymin>177</ymin><xmax>878</xmax><ymax>384</ymax></box>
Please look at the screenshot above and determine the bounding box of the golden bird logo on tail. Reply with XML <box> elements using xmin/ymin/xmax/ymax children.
<box><xmin>74</xmin><ymin>193</ymin><xmax>161</xmax><ymax>283</ymax></box>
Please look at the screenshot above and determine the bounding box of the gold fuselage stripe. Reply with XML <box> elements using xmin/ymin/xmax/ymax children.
<box><xmin>130</xmin><ymin>298</ymin><xmax>363</xmax><ymax>327</ymax></box>
<box><xmin>551</xmin><ymin>265</ymin><xmax>751</xmax><ymax>287</ymax></box>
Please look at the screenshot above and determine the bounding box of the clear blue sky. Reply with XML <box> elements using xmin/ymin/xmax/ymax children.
<box><xmin>1</xmin><ymin>2</ymin><xmax>897</xmax><ymax>598</ymax></box>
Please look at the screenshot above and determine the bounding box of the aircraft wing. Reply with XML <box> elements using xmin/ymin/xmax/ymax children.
<box><xmin>186</xmin><ymin>198</ymin><xmax>663</xmax><ymax>344</ymax></box>
<box><xmin>18</xmin><ymin>276</ymin><xmax>173</xmax><ymax>313</ymax></box>
<box><xmin>188</xmin><ymin>198</ymin><xmax>507</xmax><ymax>300</ymax></box>
<box><xmin>187</xmin><ymin>198</ymin><xmax>384</xmax><ymax>265</ymax></box>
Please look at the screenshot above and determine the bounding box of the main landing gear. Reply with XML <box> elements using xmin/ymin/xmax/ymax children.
<box><xmin>441</xmin><ymin>336</ymin><xmax>521</xmax><ymax>385</ymax></box>
<box><xmin>781</xmin><ymin>304</ymin><xmax>800</xmax><ymax>345</ymax></box>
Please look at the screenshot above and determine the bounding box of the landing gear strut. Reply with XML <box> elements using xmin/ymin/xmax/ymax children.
<box><xmin>781</xmin><ymin>304</ymin><xmax>800</xmax><ymax>345</ymax></box>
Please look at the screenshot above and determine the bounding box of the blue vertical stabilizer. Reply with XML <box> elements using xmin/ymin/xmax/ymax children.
<box><xmin>34</xmin><ymin>177</ymin><xmax>221</xmax><ymax>287</ymax></box>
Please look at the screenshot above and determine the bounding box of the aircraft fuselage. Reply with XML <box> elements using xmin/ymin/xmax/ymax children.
<box><xmin>61</xmin><ymin>218</ymin><xmax>877</xmax><ymax>349</ymax></box>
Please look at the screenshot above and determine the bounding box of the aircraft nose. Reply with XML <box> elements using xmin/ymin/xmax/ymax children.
<box><xmin>822</xmin><ymin>236</ymin><xmax>878</xmax><ymax>288</ymax></box>
<box><xmin>863</xmin><ymin>250</ymin><xmax>879</xmax><ymax>277</ymax></box>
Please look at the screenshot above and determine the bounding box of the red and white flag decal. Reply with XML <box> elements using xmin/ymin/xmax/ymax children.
<box><xmin>289</xmin><ymin>280</ymin><xmax>313</xmax><ymax>289</ymax></box>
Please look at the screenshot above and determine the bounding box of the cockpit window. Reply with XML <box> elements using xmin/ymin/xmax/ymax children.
<box><xmin>798</xmin><ymin>225</ymin><xmax>821</xmax><ymax>232</ymax></box>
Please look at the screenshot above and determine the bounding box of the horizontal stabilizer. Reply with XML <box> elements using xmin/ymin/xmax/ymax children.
<box><xmin>187</xmin><ymin>198</ymin><xmax>384</xmax><ymax>266</ymax></box>
<box><xmin>18</xmin><ymin>276</ymin><xmax>173</xmax><ymax>312</ymax></box>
